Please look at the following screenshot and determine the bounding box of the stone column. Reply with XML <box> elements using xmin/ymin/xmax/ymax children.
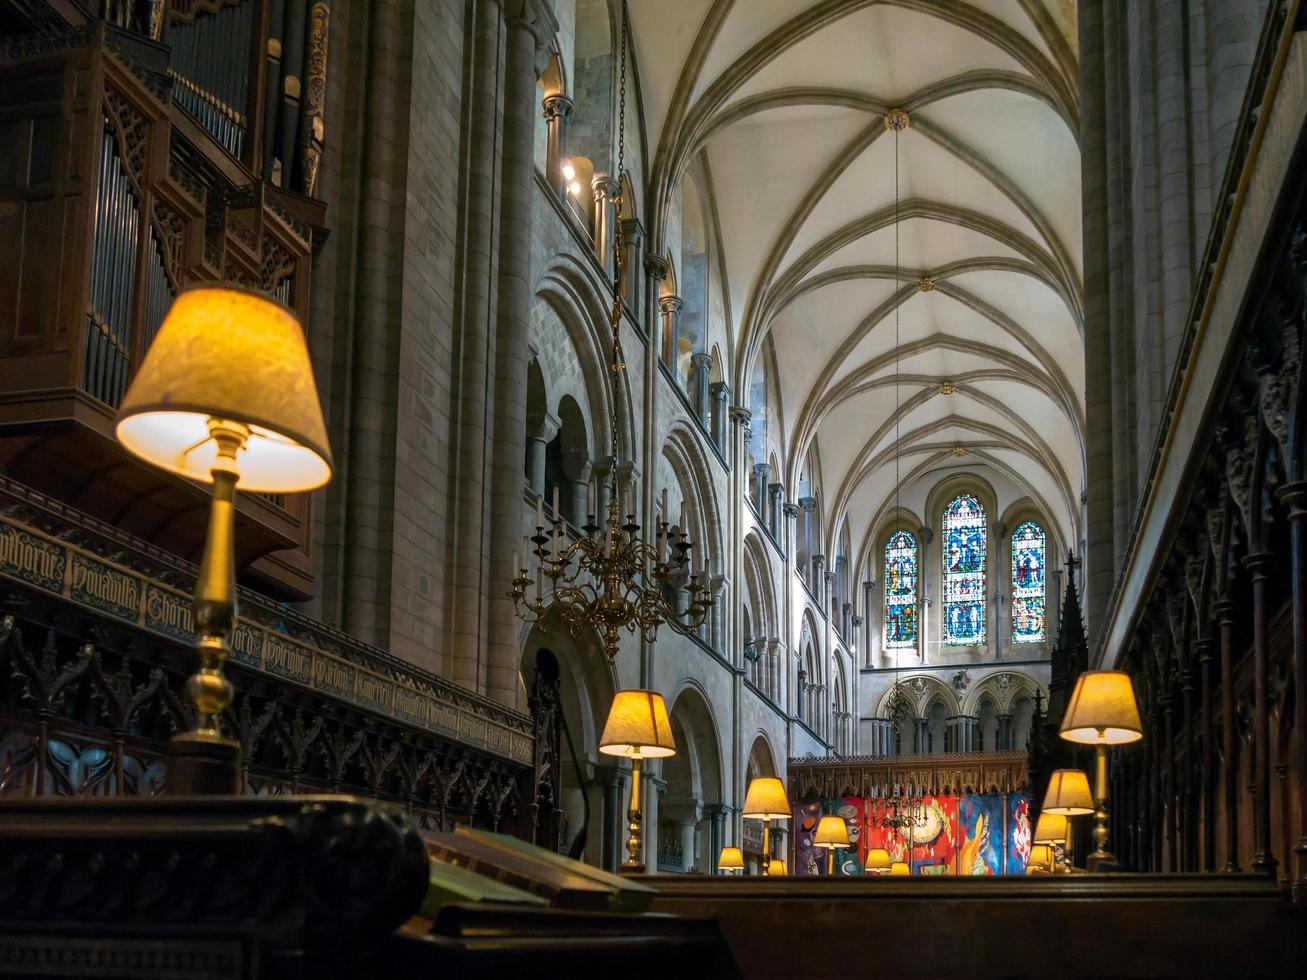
<box><xmin>1161</xmin><ymin>686</ymin><xmax>1177</xmax><ymax>872</ymax></box>
<box><xmin>704</xmin><ymin>803</ymin><xmax>727</xmax><ymax>874</ymax></box>
<box><xmin>997</xmin><ymin>714</ymin><xmax>1013</xmax><ymax>751</ymax></box>
<box><xmin>487</xmin><ymin>0</ymin><xmax>558</xmax><ymax>704</ymax></box>
<box><xmin>1244</xmin><ymin>551</ymin><xmax>1277</xmax><ymax>876</ymax></box>
<box><xmin>541</xmin><ymin>92</ymin><xmax>573</xmax><ymax>198</ymax></box>
<box><xmin>610</xmin><ymin>215</ymin><xmax>640</xmax><ymax>309</ymax></box>
<box><xmin>663</xmin><ymin>797</ymin><xmax>702</xmax><ymax>873</ymax></box>
<box><xmin>1180</xmin><ymin>663</ymin><xmax>1196</xmax><ymax>872</ymax></box>
<box><xmin>851</xmin><ymin>614</ymin><xmax>864</xmax><ymax>655</ymax></box>
<box><xmin>863</xmin><ymin>579</ymin><xmax>876</xmax><ymax>662</ymax></box>
<box><xmin>525</xmin><ymin>409</ymin><xmax>560</xmax><ymax>497</ymax></box>
<box><xmin>752</xmin><ymin>462</ymin><xmax>770</xmax><ymax>514</ymax></box>
<box><xmin>561</xmin><ymin>448</ymin><xmax>591</xmax><ymax>528</ymax></box>
<box><xmin>645</xmin><ymin>253</ymin><xmax>669</xmax><ymax>337</ymax></box>
<box><xmin>768</xmin><ymin>483</ymin><xmax>784</xmax><ymax>539</ymax></box>
<box><xmin>1194</xmin><ymin>635</ymin><xmax>1217</xmax><ymax>872</ymax></box>
<box><xmin>710</xmin><ymin>382</ymin><xmax>730</xmax><ymax>450</ymax></box>
<box><xmin>1278</xmin><ymin>482</ymin><xmax>1307</xmax><ymax>897</ymax></box>
<box><xmin>600</xmin><ymin>764</ymin><xmax>626</xmax><ymax>873</ymax></box>
<box><xmin>783</xmin><ymin>502</ymin><xmax>800</xmax><ymax>559</ymax></box>
<box><xmin>914</xmin><ymin>718</ymin><xmax>928</xmax><ymax>754</ymax></box>
<box><xmin>691</xmin><ymin>351</ymin><xmax>712</xmax><ymax>428</ymax></box>
<box><xmin>1213</xmin><ymin>596</ymin><xmax>1240</xmax><ymax>871</ymax></box>
<box><xmin>658</xmin><ymin>295</ymin><xmax>682</xmax><ymax>366</ymax></box>
<box><xmin>812</xmin><ymin>555</ymin><xmax>826</xmax><ymax>605</ymax></box>
<box><xmin>591</xmin><ymin>173</ymin><xmax>619</xmax><ymax>276</ymax></box>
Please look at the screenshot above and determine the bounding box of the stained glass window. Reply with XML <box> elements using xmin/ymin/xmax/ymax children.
<box><xmin>1010</xmin><ymin>520</ymin><xmax>1046</xmax><ymax>643</ymax></box>
<box><xmin>883</xmin><ymin>530</ymin><xmax>918</xmax><ymax>650</ymax></box>
<box><xmin>942</xmin><ymin>494</ymin><xmax>987</xmax><ymax>646</ymax></box>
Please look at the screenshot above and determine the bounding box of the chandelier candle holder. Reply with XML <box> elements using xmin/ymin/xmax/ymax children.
<box><xmin>509</xmin><ymin>8</ymin><xmax>715</xmax><ymax>661</ymax></box>
<box><xmin>511</xmin><ymin>484</ymin><xmax>715</xmax><ymax>662</ymax></box>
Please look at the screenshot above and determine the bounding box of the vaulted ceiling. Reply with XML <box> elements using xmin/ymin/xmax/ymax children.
<box><xmin>631</xmin><ymin>0</ymin><xmax>1083</xmax><ymax>569</ymax></box>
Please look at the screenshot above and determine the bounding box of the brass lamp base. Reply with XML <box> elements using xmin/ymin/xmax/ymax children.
<box><xmin>168</xmin><ymin>731</ymin><xmax>242</xmax><ymax>795</ymax></box>
<box><xmin>618</xmin><ymin>863</ymin><xmax>647</xmax><ymax>876</ymax></box>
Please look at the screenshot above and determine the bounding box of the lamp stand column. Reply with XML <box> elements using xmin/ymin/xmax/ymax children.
<box><xmin>762</xmin><ymin>818</ymin><xmax>772</xmax><ymax>874</ymax></box>
<box><xmin>622</xmin><ymin>754</ymin><xmax>646</xmax><ymax>874</ymax></box>
<box><xmin>169</xmin><ymin>419</ymin><xmax>247</xmax><ymax>796</ymax></box>
<box><xmin>1089</xmin><ymin>743</ymin><xmax>1113</xmax><ymax>868</ymax></box>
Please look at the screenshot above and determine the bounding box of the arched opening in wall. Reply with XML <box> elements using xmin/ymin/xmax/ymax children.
<box><xmin>746</xmin><ymin>733</ymin><xmax>778</xmax><ymax>783</ymax></box>
<box><xmin>927</xmin><ymin>697</ymin><xmax>947</xmax><ymax>753</ymax></box>
<box><xmin>742</xmin><ymin>602</ymin><xmax>757</xmax><ymax>687</ymax></box>
<box><xmin>978</xmin><ymin>694</ymin><xmax>998</xmax><ymax>752</ymax></box>
<box><xmin>569</xmin><ymin>0</ymin><xmax>613</xmax><ymax>176</ymax></box>
<box><xmin>660</xmin><ymin>687</ymin><xmax>724</xmax><ymax>873</ymax></box>
<box><xmin>1011</xmin><ymin>695</ymin><xmax>1035</xmax><ymax>752</ymax></box>
<box><xmin>525</xmin><ymin>357</ymin><xmax>548</xmax><ymax>492</ymax></box>
<box><xmin>676</xmin><ymin>170</ymin><xmax>709</xmax><ymax>391</ymax></box>
<box><xmin>547</xmin><ymin>395</ymin><xmax>589</xmax><ymax>527</ymax></box>
<box><xmin>534</xmin><ymin>51</ymin><xmax>565</xmax><ymax>177</ymax></box>
<box><xmin>519</xmin><ymin>618</ymin><xmax>615</xmax><ymax>867</ymax></box>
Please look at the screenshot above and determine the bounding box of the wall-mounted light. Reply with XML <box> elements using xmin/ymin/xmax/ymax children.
<box><xmin>568</xmin><ymin>181</ymin><xmax>582</xmax><ymax>196</ymax></box>
<box><xmin>562</xmin><ymin>161</ymin><xmax>576</xmax><ymax>182</ymax></box>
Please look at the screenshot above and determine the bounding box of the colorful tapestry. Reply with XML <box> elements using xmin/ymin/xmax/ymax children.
<box><xmin>883</xmin><ymin>530</ymin><xmax>918</xmax><ymax>650</ymax></box>
<box><xmin>942</xmin><ymin>494</ymin><xmax>987</xmax><ymax>646</ymax></box>
<box><xmin>829</xmin><ymin>798</ymin><xmax>865</xmax><ymax>875</ymax></box>
<box><xmin>957</xmin><ymin>794</ymin><xmax>1005</xmax><ymax>875</ymax></box>
<box><xmin>1010</xmin><ymin>520</ymin><xmax>1046</xmax><ymax>643</ymax></box>
<box><xmin>1006</xmin><ymin>793</ymin><xmax>1032</xmax><ymax>873</ymax></box>
<box><xmin>863</xmin><ymin>795</ymin><xmax>957</xmax><ymax>873</ymax></box>
<box><xmin>802</xmin><ymin>794</ymin><xmax>1030</xmax><ymax>876</ymax></box>
<box><xmin>794</xmin><ymin>800</ymin><xmax>824</xmax><ymax>876</ymax></box>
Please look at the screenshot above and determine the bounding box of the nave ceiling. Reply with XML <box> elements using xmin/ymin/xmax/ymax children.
<box><xmin>630</xmin><ymin>0</ymin><xmax>1084</xmax><ymax>568</ymax></box>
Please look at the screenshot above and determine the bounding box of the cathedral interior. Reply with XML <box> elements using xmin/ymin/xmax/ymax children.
<box><xmin>0</xmin><ymin>0</ymin><xmax>1305</xmax><ymax>977</ymax></box>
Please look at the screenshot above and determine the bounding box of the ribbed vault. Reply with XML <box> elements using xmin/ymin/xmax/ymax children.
<box><xmin>632</xmin><ymin>0</ymin><xmax>1083</xmax><ymax>563</ymax></box>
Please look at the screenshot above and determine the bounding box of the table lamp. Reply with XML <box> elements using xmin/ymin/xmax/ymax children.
<box><xmin>1059</xmin><ymin>669</ymin><xmax>1143</xmax><ymax>866</ymax></box>
<box><xmin>1041</xmin><ymin>769</ymin><xmax>1095</xmax><ymax>816</ymax></box>
<box><xmin>768</xmin><ymin>858</ymin><xmax>786</xmax><ymax>875</ymax></box>
<box><xmin>599</xmin><ymin>689</ymin><xmax>676</xmax><ymax>873</ymax></box>
<box><xmin>865</xmin><ymin>847</ymin><xmax>892</xmax><ymax>874</ymax></box>
<box><xmin>889</xmin><ymin>861</ymin><xmax>910</xmax><ymax>876</ymax></box>
<box><xmin>115</xmin><ymin>285</ymin><xmax>333</xmax><ymax>794</ymax></box>
<box><xmin>1033</xmin><ymin>811</ymin><xmax>1069</xmax><ymax>873</ymax></box>
<box><xmin>743</xmin><ymin>776</ymin><xmax>790</xmax><ymax>874</ymax></box>
<box><xmin>1027</xmin><ymin>843</ymin><xmax>1053</xmax><ymax>874</ymax></box>
<box><xmin>718</xmin><ymin>846</ymin><xmax>744</xmax><ymax>875</ymax></box>
<box><xmin>812</xmin><ymin>815</ymin><xmax>849</xmax><ymax>875</ymax></box>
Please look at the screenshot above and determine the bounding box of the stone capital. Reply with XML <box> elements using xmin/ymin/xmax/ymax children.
<box><xmin>729</xmin><ymin>405</ymin><xmax>752</xmax><ymax>426</ymax></box>
<box><xmin>691</xmin><ymin>351</ymin><xmax>713</xmax><ymax>370</ymax></box>
<box><xmin>644</xmin><ymin>254</ymin><xmax>670</xmax><ymax>281</ymax></box>
<box><xmin>799</xmin><ymin>496</ymin><xmax>818</xmax><ymax>512</ymax></box>
<box><xmin>526</xmin><ymin>408</ymin><xmax>561</xmax><ymax>443</ymax></box>
<box><xmin>504</xmin><ymin>0</ymin><xmax>559</xmax><ymax>65</ymax></box>
<box><xmin>560</xmin><ymin>447</ymin><xmax>592</xmax><ymax>483</ymax></box>
<box><xmin>591</xmin><ymin>172</ymin><xmax>620</xmax><ymax>199</ymax></box>
<box><xmin>754</xmin><ymin>462</ymin><xmax>771</xmax><ymax>478</ymax></box>
<box><xmin>783</xmin><ymin>502</ymin><xmax>800</xmax><ymax>519</ymax></box>
<box><xmin>658</xmin><ymin>294</ymin><xmax>684</xmax><ymax>315</ymax></box>
<box><xmin>662</xmin><ymin>796</ymin><xmax>703</xmax><ymax>824</ymax></box>
<box><xmin>615</xmin><ymin>459</ymin><xmax>639</xmax><ymax>489</ymax></box>
<box><xmin>710</xmin><ymin>380</ymin><xmax>731</xmax><ymax>401</ymax></box>
<box><xmin>768</xmin><ymin>482</ymin><xmax>784</xmax><ymax>499</ymax></box>
<box><xmin>541</xmin><ymin>92</ymin><xmax>573</xmax><ymax>121</ymax></box>
<box><xmin>812</xmin><ymin>554</ymin><xmax>826</xmax><ymax>569</ymax></box>
<box><xmin>620</xmin><ymin>216</ymin><xmax>645</xmax><ymax>243</ymax></box>
<box><xmin>851</xmin><ymin>614</ymin><xmax>864</xmax><ymax>627</ymax></box>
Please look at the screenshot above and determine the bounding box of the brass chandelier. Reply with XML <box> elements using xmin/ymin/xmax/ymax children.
<box><xmin>510</xmin><ymin>4</ymin><xmax>714</xmax><ymax>662</ymax></box>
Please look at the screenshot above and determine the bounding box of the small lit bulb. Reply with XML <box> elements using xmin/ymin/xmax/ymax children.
<box><xmin>562</xmin><ymin>162</ymin><xmax>576</xmax><ymax>181</ymax></box>
<box><xmin>568</xmin><ymin>180</ymin><xmax>582</xmax><ymax>196</ymax></box>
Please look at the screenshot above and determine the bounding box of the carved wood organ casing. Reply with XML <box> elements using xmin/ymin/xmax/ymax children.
<box><xmin>0</xmin><ymin>2</ymin><xmax>331</xmax><ymax>599</ymax></box>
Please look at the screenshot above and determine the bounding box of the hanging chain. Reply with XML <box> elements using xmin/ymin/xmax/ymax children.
<box><xmin>605</xmin><ymin>2</ymin><xmax>629</xmax><ymax>499</ymax></box>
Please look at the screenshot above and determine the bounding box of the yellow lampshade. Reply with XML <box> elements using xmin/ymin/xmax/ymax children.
<box><xmin>1032</xmin><ymin>811</ymin><xmax>1068</xmax><ymax>844</ymax></box>
<box><xmin>742</xmin><ymin>777</ymin><xmax>791</xmax><ymax>820</ymax></box>
<box><xmin>718</xmin><ymin>846</ymin><xmax>744</xmax><ymax>871</ymax></box>
<box><xmin>889</xmin><ymin>862</ymin><xmax>910</xmax><ymax>876</ymax></box>
<box><xmin>865</xmin><ymin>847</ymin><xmax>892</xmax><ymax>871</ymax></box>
<box><xmin>598</xmin><ymin>690</ymin><xmax>676</xmax><ymax>758</ymax></box>
<box><xmin>116</xmin><ymin>285</ymin><xmax>333</xmax><ymax>492</ymax></box>
<box><xmin>1042</xmin><ymin>769</ymin><xmax>1095</xmax><ymax>815</ymax></box>
<box><xmin>766</xmin><ymin>859</ymin><xmax>786</xmax><ymax>875</ymax></box>
<box><xmin>812</xmin><ymin>815</ymin><xmax>849</xmax><ymax>849</ymax></box>
<box><xmin>1028</xmin><ymin>843</ymin><xmax>1053</xmax><ymax>872</ymax></box>
<box><xmin>1060</xmin><ymin>670</ymin><xmax>1144</xmax><ymax>745</ymax></box>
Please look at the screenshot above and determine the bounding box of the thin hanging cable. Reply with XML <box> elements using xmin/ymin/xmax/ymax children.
<box><xmin>607</xmin><ymin>1</ymin><xmax>629</xmax><ymax>506</ymax></box>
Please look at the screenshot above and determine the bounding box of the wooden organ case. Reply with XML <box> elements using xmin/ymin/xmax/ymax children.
<box><xmin>0</xmin><ymin>2</ymin><xmax>330</xmax><ymax>599</ymax></box>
